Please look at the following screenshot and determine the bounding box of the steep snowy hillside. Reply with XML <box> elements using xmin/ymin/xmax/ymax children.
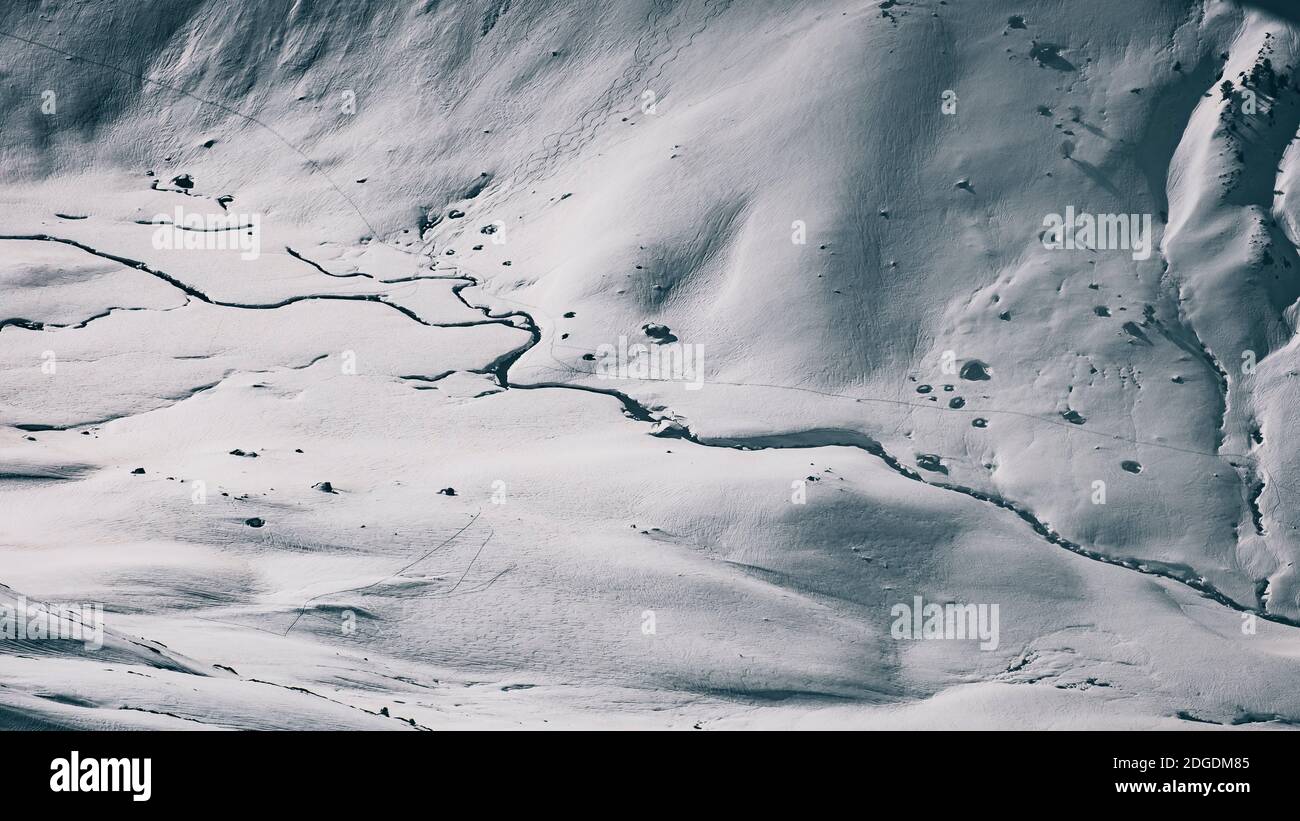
<box><xmin>3</xmin><ymin>0</ymin><xmax>1300</xmax><ymax>729</ymax></box>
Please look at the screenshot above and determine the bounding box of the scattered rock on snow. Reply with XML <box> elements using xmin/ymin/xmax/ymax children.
<box><xmin>642</xmin><ymin>323</ymin><xmax>678</xmax><ymax>343</ymax></box>
<box><xmin>960</xmin><ymin>360</ymin><xmax>992</xmax><ymax>381</ymax></box>
<box><xmin>916</xmin><ymin>454</ymin><xmax>948</xmax><ymax>474</ymax></box>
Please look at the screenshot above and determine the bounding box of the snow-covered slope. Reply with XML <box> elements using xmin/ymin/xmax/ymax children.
<box><xmin>3</xmin><ymin>0</ymin><xmax>1300</xmax><ymax>729</ymax></box>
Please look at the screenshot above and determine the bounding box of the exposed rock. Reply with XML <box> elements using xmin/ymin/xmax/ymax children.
<box><xmin>960</xmin><ymin>360</ymin><xmax>992</xmax><ymax>381</ymax></box>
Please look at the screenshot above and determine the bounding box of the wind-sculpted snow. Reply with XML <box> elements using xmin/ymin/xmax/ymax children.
<box><xmin>3</xmin><ymin>0</ymin><xmax>1300</xmax><ymax>730</ymax></box>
